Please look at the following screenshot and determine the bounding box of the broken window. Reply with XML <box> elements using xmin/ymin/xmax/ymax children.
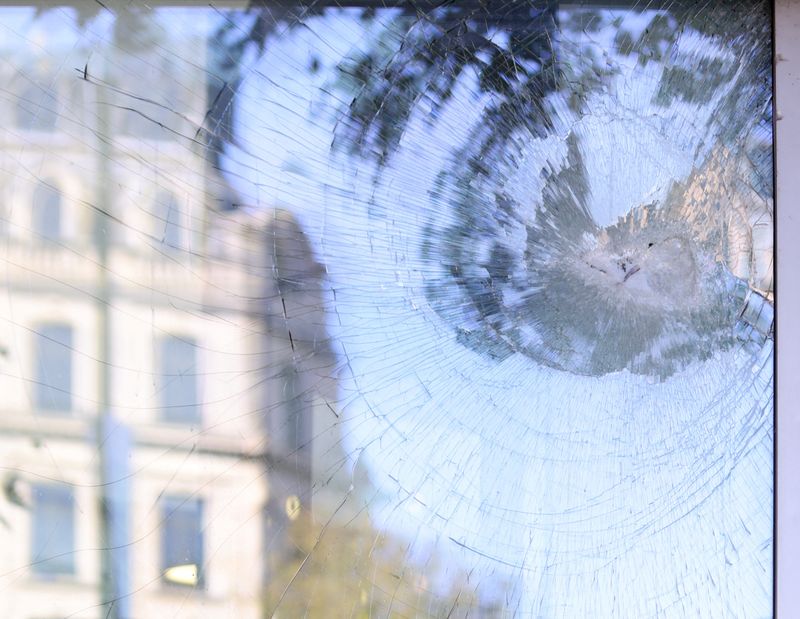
<box><xmin>0</xmin><ymin>1</ymin><xmax>774</xmax><ymax>618</ymax></box>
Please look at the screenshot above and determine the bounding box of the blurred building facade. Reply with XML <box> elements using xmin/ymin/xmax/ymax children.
<box><xmin>0</xmin><ymin>8</ymin><xmax>349</xmax><ymax>619</ymax></box>
<box><xmin>212</xmin><ymin>208</ymin><xmax>350</xmax><ymax>581</ymax></box>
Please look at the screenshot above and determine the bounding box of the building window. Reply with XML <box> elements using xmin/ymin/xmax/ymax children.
<box><xmin>283</xmin><ymin>367</ymin><xmax>307</xmax><ymax>453</ymax></box>
<box><xmin>160</xmin><ymin>335</ymin><xmax>200</xmax><ymax>423</ymax></box>
<box><xmin>34</xmin><ymin>324</ymin><xmax>72</xmax><ymax>413</ymax></box>
<box><xmin>32</xmin><ymin>180</ymin><xmax>62</xmax><ymax>242</ymax></box>
<box><xmin>16</xmin><ymin>81</ymin><xmax>58</xmax><ymax>132</ymax></box>
<box><xmin>155</xmin><ymin>191</ymin><xmax>182</xmax><ymax>250</ymax></box>
<box><xmin>30</xmin><ymin>484</ymin><xmax>75</xmax><ymax>577</ymax></box>
<box><xmin>116</xmin><ymin>51</ymin><xmax>181</xmax><ymax>141</ymax></box>
<box><xmin>161</xmin><ymin>496</ymin><xmax>204</xmax><ymax>588</ymax></box>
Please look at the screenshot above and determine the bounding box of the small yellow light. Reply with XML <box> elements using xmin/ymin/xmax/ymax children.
<box><xmin>163</xmin><ymin>563</ymin><xmax>198</xmax><ymax>586</ymax></box>
<box><xmin>285</xmin><ymin>495</ymin><xmax>301</xmax><ymax>521</ymax></box>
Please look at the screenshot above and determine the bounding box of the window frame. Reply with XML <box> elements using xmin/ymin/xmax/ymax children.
<box><xmin>774</xmin><ymin>0</ymin><xmax>795</xmax><ymax>615</ymax></box>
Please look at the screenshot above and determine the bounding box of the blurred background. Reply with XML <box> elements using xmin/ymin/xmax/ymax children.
<box><xmin>0</xmin><ymin>4</ymin><xmax>510</xmax><ymax>617</ymax></box>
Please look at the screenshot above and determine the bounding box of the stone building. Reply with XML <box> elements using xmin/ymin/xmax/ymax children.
<box><xmin>0</xmin><ymin>8</ymin><xmax>275</xmax><ymax>619</ymax></box>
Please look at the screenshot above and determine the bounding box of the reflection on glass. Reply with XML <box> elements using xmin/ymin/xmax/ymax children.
<box><xmin>154</xmin><ymin>191</ymin><xmax>182</xmax><ymax>250</ymax></box>
<box><xmin>34</xmin><ymin>324</ymin><xmax>72</xmax><ymax>413</ymax></box>
<box><xmin>16</xmin><ymin>78</ymin><xmax>58</xmax><ymax>132</ymax></box>
<box><xmin>161</xmin><ymin>496</ymin><xmax>204</xmax><ymax>589</ymax></box>
<box><xmin>30</xmin><ymin>484</ymin><xmax>75</xmax><ymax>577</ymax></box>
<box><xmin>32</xmin><ymin>181</ymin><xmax>61</xmax><ymax>242</ymax></box>
<box><xmin>0</xmin><ymin>2</ymin><xmax>773</xmax><ymax>618</ymax></box>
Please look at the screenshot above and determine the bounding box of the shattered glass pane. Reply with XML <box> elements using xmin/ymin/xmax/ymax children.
<box><xmin>0</xmin><ymin>1</ymin><xmax>773</xmax><ymax>618</ymax></box>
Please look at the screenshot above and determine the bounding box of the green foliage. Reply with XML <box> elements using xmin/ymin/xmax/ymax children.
<box><xmin>263</xmin><ymin>510</ymin><xmax>504</xmax><ymax>618</ymax></box>
<box><xmin>336</xmin><ymin>2</ymin><xmax>560</xmax><ymax>165</ymax></box>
